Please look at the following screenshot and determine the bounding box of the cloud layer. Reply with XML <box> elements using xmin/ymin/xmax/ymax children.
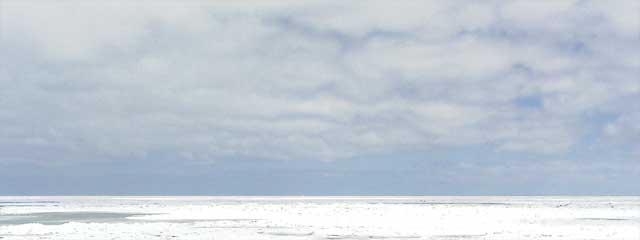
<box><xmin>1</xmin><ymin>0</ymin><xmax>638</xmax><ymax>169</ymax></box>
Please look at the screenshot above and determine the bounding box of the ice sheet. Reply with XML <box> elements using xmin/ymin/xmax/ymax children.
<box><xmin>0</xmin><ymin>196</ymin><xmax>638</xmax><ymax>239</ymax></box>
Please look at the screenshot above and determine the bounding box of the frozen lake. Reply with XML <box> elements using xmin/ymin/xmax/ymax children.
<box><xmin>0</xmin><ymin>196</ymin><xmax>638</xmax><ymax>239</ymax></box>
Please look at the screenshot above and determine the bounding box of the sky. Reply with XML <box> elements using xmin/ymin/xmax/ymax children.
<box><xmin>0</xmin><ymin>0</ymin><xmax>639</xmax><ymax>195</ymax></box>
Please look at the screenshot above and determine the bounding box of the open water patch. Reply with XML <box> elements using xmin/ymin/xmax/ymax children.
<box><xmin>0</xmin><ymin>211</ymin><xmax>149</xmax><ymax>225</ymax></box>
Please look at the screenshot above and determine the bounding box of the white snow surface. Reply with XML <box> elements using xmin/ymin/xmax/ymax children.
<box><xmin>0</xmin><ymin>196</ymin><xmax>638</xmax><ymax>239</ymax></box>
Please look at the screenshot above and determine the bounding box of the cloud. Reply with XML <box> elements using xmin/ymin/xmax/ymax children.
<box><xmin>1</xmin><ymin>0</ymin><xmax>638</xmax><ymax>165</ymax></box>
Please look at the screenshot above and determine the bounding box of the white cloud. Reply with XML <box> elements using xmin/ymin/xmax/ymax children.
<box><xmin>1</xmin><ymin>0</ymin><xmax>638</xmax><ymax>163</ymax></box>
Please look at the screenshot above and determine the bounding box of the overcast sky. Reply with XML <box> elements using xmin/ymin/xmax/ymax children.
<box><xmin>1</xmin><ymin>0</ymin><xmax>638</xmax><ymax>195</ymax></box>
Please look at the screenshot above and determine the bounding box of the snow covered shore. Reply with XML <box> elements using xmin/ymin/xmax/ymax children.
<box><xmin>1</xmin><ymin>196</ymin><xmax>638</xmax><ymax>239</ymax></box>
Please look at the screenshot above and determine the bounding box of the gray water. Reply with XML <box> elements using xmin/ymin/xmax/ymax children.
<box><xmin>0</xmin><ymin>211</ymin><xmax>145</xmax><ymax>225</ymax></box>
